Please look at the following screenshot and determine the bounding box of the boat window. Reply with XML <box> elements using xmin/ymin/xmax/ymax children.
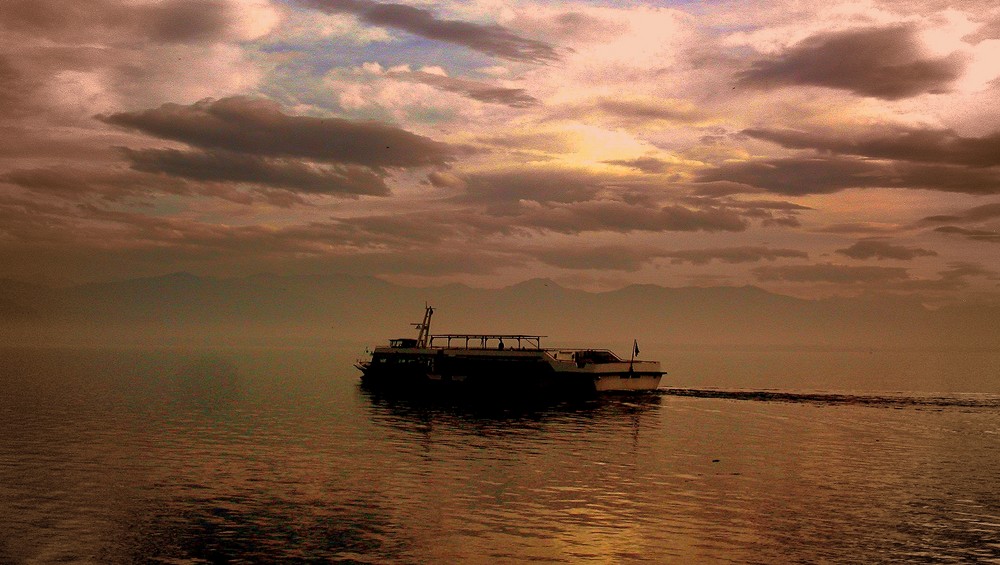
<box><xmin>576</xmin><ymin>350</ymin><xmax>621</xmax><ymax>363</ymax></box>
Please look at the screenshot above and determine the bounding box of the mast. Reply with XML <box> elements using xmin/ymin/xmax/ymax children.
<box><xmin>412</xmin><ymin>304</ymin><xmax>434</xmax><ymax>348</ymax></box>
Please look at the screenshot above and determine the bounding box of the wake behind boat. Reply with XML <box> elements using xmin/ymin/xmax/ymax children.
<box><xmin>356</xmin><ymin>306</ymin><xmax>664</xmax><ymax>395</ymax></box>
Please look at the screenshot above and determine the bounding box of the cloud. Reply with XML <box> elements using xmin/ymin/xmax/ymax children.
<box><xmin>919</xmin><ymin>202</ymin><xmax>1000</xmax><ymax>223</ymax></box>
<box><xmin>744</xmin><ymin>126</ymin><xmax>1000</xmax><ymax>168</ymax></box>
<box><xmin>515</xmin><ymin>201</ymin><xmax>750</xmax><ymax>234</ymax></box>
<box><xmin>696</xmin><ymin>157</ymin><xmax>875</xmax><ymax>195</ymax></box>
<box><xmin>459</xmin><ymin>168</ymin><xmax>611</xmax><ymax>204</ymax></box>
<box><xmin>296</xmin><ymin>0</ymin><xmax>560</xmax><ymax>63</ymax></box>
<box><xmin>814</xmin><ymin>223</ymin><xmax>902</xmax><ymax>234</ymax></box>
<box><xmin>835</xmin><ymin>239</ymin><xmax>938</xmax><ymax>260</ymax></box>
<box><xmin>97</xmin><ymin>96</ymin><xmax>454</xmax><ymax>169</ymax></box>
<box><xmin>544</xmin><ymin>11</ymin><xmax>628</xmax><ymax>42</ymax></box>
<box><xmin>679</xmin><ymin>195</ymin><xmax>810</xmax><ymax>227</ymax></box>
<box><xmin>963</xmin><ymin>18</ymin><xmax>1000</xmax><ymax>43</ymax></box>
<box><xmin>738</xmin><ymin>25</ymin><xmax>967</xmax><ymax>99</ymax></box>
<box><xmin>933</xmin><ymin>226</ymin><xmax>1000</xmax><ymax>243</ymax></box>
<box><xmin>327</xmin><ymin>196</ymin><xmax>754</xmax><ymax>248</ymax></box>
<box><xmin>530</xmin><ymin>244</ymin><xmax>806</xmax><ymax>271</ymax></box>
<box><xmin>0</xmin><ymin>165</ymin><xmax>299</xmax><ymax>206</ymax></box>
<box><xmin>528</xmin><ymin>245</ymin><xmax>662</xmax><ymax>272</ymax></box>
<box><xmin>896</xmin><ymin>262</ymin><xmax>1000</xmax><ymax>291</ymax></box>
<box><xmin>549</xmin><ymin>97</ymin><xmax>707</xmax><ymax>126</ymax></box>
<box><xmin>939</xmin><ymin>261</ymin><xmax>999</xmax><ymax>281</ymax></box>
<box><xmin>476</xmin><ymin>131</ymin><xmax>579</xmax><ymax>154</ymax></box>
<box><xmin>753</xmin><ymin>263</ymin><xmax>911</xmax><ymax>284</ymax></box>
<box><xmin>591</xmin><ymin>98</ymin><xmax>705</xmax><ymax>123</ymax></box>
<box><xmin>603</xmin><ymin>157</ymin><xmax>674</xmax><ymax>174</ymax></box>
<box><xmin>426</xmin><ymin>170</ymin><xmax>466</xmax><ymax>190</ymax></box>
<box><xmin>0</xmin><ymin>0</ymin><xmax>278</xmax><ymax>120</ymax></box>
<box><xmin>0</xmin><ymin>0</ymin><xmax>259</xmax><ymax>46</ymax></box>
<box><xmin>121</xmin><ymin>148</ymin><xmax>390</xmax><ymax>196</ymax></box>
<box><xmin>387</xmin><ymin>70</ymin><xmax>538</xmax><ymax>107</ymax></box>
<box><xmin>0</xmin><ymin>56</ymin><xmax>40</xmax><ymax>118</ymax></box>
<box><xmin>695</xmin><ymin>156</ymin><xmax>1000</xmax><ymax>195</ymax></box>
<box><xmin>1</xmin><ymin>166</ymin><xmax>191</xmax><ymax>202</ymax></box>
<box><xmin>664</xmin><ymin>246</ymin><xmax>808</xmax><ymax>265</ymax></box>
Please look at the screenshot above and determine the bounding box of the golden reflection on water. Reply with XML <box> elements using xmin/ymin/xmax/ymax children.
<box><xmin>1</xmin><ymin>347</ymin><xmax>999</xmax><ymax>563</ymax></box>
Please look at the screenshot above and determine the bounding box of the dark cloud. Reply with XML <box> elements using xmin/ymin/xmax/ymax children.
<box><xmin>529</xmin><ymin>245</ymin><xmax>661</xmax><ymax>271</ymax></box>
<box><xmin>593</xmin><ymin>98</ymin><xmax>705</xmax><ymax>122</ymax></box>
<box><xmin>963</xmin><ymin>18</ymin><xmax>1000</xmax><ymax>43</ymax></box>
<box><xmin>0</xmin><ymin>195</ymin><xmax>523</xmax><ymax>278</ymax></box>
<box><xmin>0</xmin><ymin>165</ymin><xmax>303</xmax><ymax>206</ymax></box>
<box><xmin>939</xmin><ymin>261</ymin><xmax>999</xmax><ymax>281</ymax></box>
<box><xmin>716</xmin><ymin>199</ymin><xmax>812</xmax><ymax>212</ymax></box>
<box><xmin>691</xmin><ymin>181</ymin><xmax>767</xmax><ymax>197</ymax></box>
<box><xmin>696</xmin><ymin>157</ymin><xmax>876</xmax><ymax>195</ymax></box>
<box><xmin>97</xmin><ymin>96</ymin><xmax>454</xmax><ymax>169</ymax></box>
<box><xmin>528</xmin><ymin>244</ymin><xmax>806</xmax><ymax>272</ymax></box>
<box><xmin>121</xmin><ymin>148</ymin><xmax>390</xmax><ymax>196</ymax></box>
<box><xmin>327</xmin><ymin>197</ymin><xmax>751</xmax><ymax>248</ymax></box>
<box><xmin>142</xmin><ymin>0</ymin><xmax>234</xmax><ymax>44</ymax></box>
<box><xmin>476</xmin><ymin>132</ymin><xmax>578</xmax><ymax>153</ymax></box>
<box><xmin>738</xmin><ymin>25</ymin><xmax>967</xmax><ymax>99</ymax></box>
<box><xmin>297</xmin><ymin>0</ymin><xmax>560</xmax><ymax>63</ymax></box>
<box><xmin>459</xmin><ymin>168</ymin><xmax>610</xmax><ymax>203</ymax></box>
<box><xmin>933</xmin><ymin>226</ymin><xmax>1000</xmax><ymax>243</ymax></box>
<box><xmin>603</xmin><ymin>157</ymin><xmax>674</xmax><ymax>174</ymax></box>
<box><xmin>681</xmin><ymin>195</ymin><xmax>810</xmax><ymax>227</ymax></box>
<box><xmin>317</xmin><ymin>248</ymin><xmax>521</xmax><ymax>276</ymax></box>
<box><xmin>457</xmin><ymin>167</ymin><xmax>794</xmax><ymax>230</ymax></box>
<box><xmin>815</xmin><ymin>223</ymin><xmax>902</xmax><ymax>234</ymax></box>
<box><xmin>452</xmin><ymin>165</ymin><xmax>804</xmax><ymax>231</ymax></box>
<box><xmin>2</xmin><ymin>0</ymin><xmax>238</xmax><ymax>46</ymax></box>
<box><xmin>0</xmin><ymin>56</ymin><xmax>36</xmax><ymax>117</ymax></box>
<box><xmin>835</xmin><ymin>239</ymin><xmax>938</xmax><ymax>260</ymax></box>
<box><xmin>895</xmin><ymin>262</ymin><xmax>1000</xmax><ymax>292</ymax></box>
<box><xmin>1</xmin><ymin>166</ymin><xmax>192</xmax><ymax>202</ymax></box>
<box><xmin>549</xmin><ymin>11</ymin><xmax>627</xmax><ymax>41</ymax></box>
<box><xmin>550</xmin><ymin>97</ymin><xmax>705</xmax><ymax>126</ymax></box>
<box><xmin>744</xmin><ymin>127</ymin><xmax>1000</xmax><ymax>168</ymax></box>
<box><xmin>753</xmin><ymin>263</ymin><xmax>911</xmax><ymax>283</ymax></box>
<box><xmin>388</xmin><ymin>71</ymin><xmax>538</xmax><ymax>107</ymax></box>
<box><xmin>919</xmin><ymin>202</ymin><xmax>1000</xmax><ymax>224</ymax></box>
<box><xmin>0</xmin><ymin>193</ymin><xmax>80</xmax><ymax>243</ymax></box>
<box><xmin>665</xmin><ymin>246</ymin><xmax>808</xmax><ymax>265</ymax></box>
<box><xmin>515</xmin><ymin>202</ymin><xmax>749</xmax><ymax>234</ymax></box>
<box><xmin>696</xmin><ymin>156</ymin><xmax>1000</xmax><ymax>195</ymax></box>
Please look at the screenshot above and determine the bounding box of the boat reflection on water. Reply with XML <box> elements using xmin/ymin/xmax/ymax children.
<box><xmin>358</xmin><ymin>381</ymin><xmax>663</xmax><ymax>447</ymax></box>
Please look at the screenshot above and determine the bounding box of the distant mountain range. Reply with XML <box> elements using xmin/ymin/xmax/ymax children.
<box><xmin>2</xmin><ymin>272</ymin><xmax>998</xmax><ymax>348</ymax></box>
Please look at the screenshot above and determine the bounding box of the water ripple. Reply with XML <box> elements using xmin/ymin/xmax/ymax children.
<box><xmin>1</xmin><ymin>348</ymin><xmax>999</xmax><ymax>563</ymax></box>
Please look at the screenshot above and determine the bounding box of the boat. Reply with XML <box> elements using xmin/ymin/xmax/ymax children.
<box><xmin>356</xmin><ymin>306</ymin><xmax>664</xmax><ymax>395</ymax></box>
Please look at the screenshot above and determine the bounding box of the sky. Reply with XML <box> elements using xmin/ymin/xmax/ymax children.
<box><xmin>2</xmin><ymin>0</ymin><xmax>1000</xmax><ymax>302</ymax></box>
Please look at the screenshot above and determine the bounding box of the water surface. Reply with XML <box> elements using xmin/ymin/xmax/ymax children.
<box><xmin>1</xmin><ymin>346</ymin><xmax>998</xmax><ymax>563</ymax></box>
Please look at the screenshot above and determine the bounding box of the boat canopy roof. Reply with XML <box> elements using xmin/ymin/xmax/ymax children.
<box><xmin>429</xmin><ymin>334</ymin><xmax>545</xmax><ymax>350</ymax></box>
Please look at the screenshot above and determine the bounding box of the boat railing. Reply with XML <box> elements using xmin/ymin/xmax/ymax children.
<box><xmin>428</xmin><ymin>334</ymin><xmax>546</xmax><ymax>350</ymax></box>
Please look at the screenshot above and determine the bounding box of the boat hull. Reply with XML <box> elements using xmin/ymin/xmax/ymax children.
<box><xmin>358</xmin><ymin>347</ymin><xmax>662</xmax><ymax>396</ymax></box>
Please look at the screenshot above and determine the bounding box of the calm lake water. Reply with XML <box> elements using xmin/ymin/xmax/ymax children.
<box><xmin>1</xmin><ymin>346</ymin><xmax>999</xmax><ymax>563</ymax></box>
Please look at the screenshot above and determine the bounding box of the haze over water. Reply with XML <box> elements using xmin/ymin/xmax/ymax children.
<box><xmin>2</xmin><ymin>346</ymin><xmax>998</xmax><ymax>563</ymax></box>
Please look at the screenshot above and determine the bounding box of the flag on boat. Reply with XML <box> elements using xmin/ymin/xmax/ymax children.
<box><xmin>633</xmin><ymin>339</ymin><xmax>640</xmax><ymax>358</ymax></box>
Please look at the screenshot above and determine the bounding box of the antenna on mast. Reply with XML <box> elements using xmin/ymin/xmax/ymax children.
<box><xmin>411</xmin><ymin>304</ymin><xmax>434</xmax><ymax>347</ymax></box>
